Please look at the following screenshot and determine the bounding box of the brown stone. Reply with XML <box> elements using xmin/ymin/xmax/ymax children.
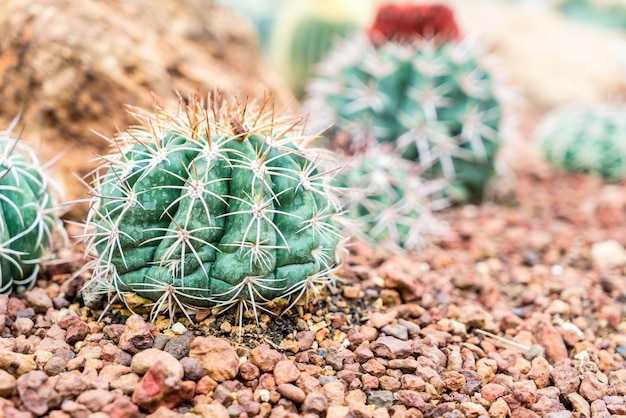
<box><xmin>189</xmin><ymin>336</ymin><xmax>239</xmax><ymax>382</ymax></box>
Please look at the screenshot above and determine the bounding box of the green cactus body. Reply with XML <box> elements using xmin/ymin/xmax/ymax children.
<box><xmin>0</xmin><ymin>119</ymin><xmax>64</xmax><ymax>294</ymax></box>
<box><xmin>306</xmin><ymin>35</ymin><xmax>503</xmax><ymax>202</ymax></box>
<box><xmin>536</xmin><ymin>105</ymin><xmax>626</xmax><ymax>181</ymax></box>
<box><xmin>83</xmin><ymin>96</ymin><xmax>343</xmax><ymax>319</ymax></box>
<box><xmin>334</xmin><ymin>148</ymin><xmax>448</xmax><ymax>251</ymax></box>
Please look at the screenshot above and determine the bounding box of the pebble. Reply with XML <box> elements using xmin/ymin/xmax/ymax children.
<box><xmin>24</xmin><ymin>288</ymin><xmax>53</xmax><ymax>313</ymax></box>
<box><xmin>189</xmin><ymin>336</ymin><xmax>239</xmax><ymax>382</ymax></box>
<box><xmin>273</xmin><ymin>360</ymin><xmax>300</xmax><ymax>385</ymax></box>
<box><xmin>17</xmin><ymin>371</ymin><xmax>62</xmax><ymax>416</ymax></box>
<box><xmin>118</xmin><ymin>315</ymin><xmax>155</xmax><ymax>354</ymax></box>
<box><xmin>370</xmin><ymin>336</ymin><xmax>413</xmax><ymax>359</ymax></box>
<box><xmin>567</xmin><ymin>392</ymin><xmax>591</xmax><ymax>416</ymax></box>
<box><xmin>131</xmin><ymin>348</ymin><xmax>184</xmax><ymax>378</ymax></box>
<box><xmin>131</xmin><ymin>361</ymin><xmax>194</xmax><ymax>413</ymax></box>
<box><xmin>163</xmin><ymin>334</ymin><xmax>191</xmax><ymax>359</ymax></box>
<box><xmin>277</xmin><ymin>383</ymin><xmax>306</xmax><ymax>403</ymax></box>
<box><xmin>0</xmin><ymin>369</ymin><xmax>17</xmax><ymax>397</ymax></box>
<box><xmin>249</xmin><ymin>343</ymin><xmax>285</xmax><ymax>373</ymax></box>
<box><xmin>302</xmin><ymin>391</ymin><xmax>328</xmax><ymax>415</ymax></box>
<box><xmin>368</xmin><ymin>390</ymin><xmax>395</xmax><ymax>409</ymax></box>
<box><xmin>179</xmin><ymin>357</ymin><xmax>204</xmax><ymax>381</ymax></box>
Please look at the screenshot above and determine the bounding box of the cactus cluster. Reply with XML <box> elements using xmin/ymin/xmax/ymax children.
<box><xmin>0</xmin><ymin>117</ymin><xmax>65</xmax><ymax>295</ymax></box>
<box><xmin>305</xmin><ymin>4</ymin><xmax>503</xmax><ymax>203</ymax></box>
<box><xmin>80</xmin><ymin>95</ymin><xmax>344</xmax><ymax>321</ymax></box>
<box><xmin>535</xmin><ymin>105</ymin><xmax>626</xmax><ymax>181</ymax></box>
<box><xmin>334</xmin><ymin>148</ymin><xmax>448</xmax><ymax>252</ymax></box>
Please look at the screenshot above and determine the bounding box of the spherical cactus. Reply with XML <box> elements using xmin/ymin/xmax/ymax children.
<box><xmin>334</xmin><ymin>147</ymin><xmax>448</xmax><ymax>252</ymax></box>
<box><xmin>305</xmin><ymin>4</ymin><xmax>504</xmax><ymax>203</ymax></box>
<box><xmin>535</xmin><ymin>105</ymin><xmax>626</xmax><ymax>181</ymax></box>
<box><xmin>81</xmin><ymin>94</ymin><xmax>344</xmax><ymax>321</ymax></box>
<box><xmin>268</xmin><ymin>0</ymin><xmax>366</xmax><ymax>98</ymax></box>
<box><xmin>0</xmin><ymin>117</ymin><xmax>65</xmax><ymax>295</ymax></box>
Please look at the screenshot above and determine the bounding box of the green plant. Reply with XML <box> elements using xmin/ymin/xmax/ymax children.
<box><xmin>305</xmin><ymin>5</ymin><xmax>503</xmax><ymax>203</ymax></box>
<box><xmin>0</xmin><ymin>117</ymin><xmax>65</xmax><ymax>295</ymax></box>
<box><xmin>80</xmin><ymin>94</ymin><xmax>344</xmax><ymax>323</ymax></box>
<box><xmin>536</xmin><ymin>105</ymin><xmax>626</xmax><ymax>181</ymax></box>
<box><xmin>335</xmin><ymin>147</ymin><xmax>448</xmax><ymax>252</ymax></box>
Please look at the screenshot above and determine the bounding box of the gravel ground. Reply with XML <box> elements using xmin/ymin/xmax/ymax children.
<box><xmin>1</xmin><ymin>163</ymin><xmax>626</xmax><ymax>418</ymax></box>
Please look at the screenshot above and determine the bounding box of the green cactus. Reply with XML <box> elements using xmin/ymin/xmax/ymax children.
<box><xmin>334</xmin><ymin>147</ymin><xmax>448</xmax><ymax>252</ymax></box>
<box><xmin>305</xmin><ymin>34</ymin><xmax>503</xmax><ymax>203</ymax></box>
<box><xmin>535</xmin><ymin>105</ymin><xmax>626</xmax><ymax>181</ymax></box>
<box><xmin>81</xmin><ymin>95</ymin><xmax>344</xmax><ymax>322</ymax></box>
<box><xmin>0</xmin><ymin>117</ymin><xmax>65</xmax><ymax>295</ymax></box>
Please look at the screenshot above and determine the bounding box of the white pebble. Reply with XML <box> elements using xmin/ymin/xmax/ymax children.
<box><xmin>171</xmin><ymin>322</ymin><xmax>187</xmax><ymax>335</ymax></box>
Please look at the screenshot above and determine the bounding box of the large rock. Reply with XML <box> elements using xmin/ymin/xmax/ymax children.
<box><xmin>0</xmin><ymin>0</ymin><xmax>291</xmax><ymax>217</ymax></box>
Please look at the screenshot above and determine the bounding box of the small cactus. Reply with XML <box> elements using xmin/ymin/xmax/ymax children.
<box><xmin>0</xmin><ymin>117</ymin><xmax>65</xmax><ymax>295</ymax></box>
<box><xmin>305</xmin><ymin>3</ymin><xmax>503</xmax><ymax>202</ymax></box>
<box><xmin>81</xmin><ymin>94</ymin><xmax>344</xmax><ymax>322</ymax></box>
<box><xmin>335</xmin><ymin>147</ymin><xmax>448</xmax><ymax>252</ymax></box>
<box><xmin>535</xmin><ymin>105</ymin><xmax>626</xmax><ymax>181</ymax></box>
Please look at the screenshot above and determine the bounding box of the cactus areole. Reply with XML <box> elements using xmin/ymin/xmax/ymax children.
<box><xmin>83</xmin><ymin>95</ymin><xmax>343</xmax><ymax>318</ymax></box>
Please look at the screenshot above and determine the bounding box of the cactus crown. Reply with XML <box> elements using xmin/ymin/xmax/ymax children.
<box><xmin>0</xmin><ymin>117</ymin><xmax>65</xmax><ymax>295</ymax></box>
<box><xmin>367</xmin><ymin>3</ymin><xmax>460</xmax><ymax>45</ymax></box>
<box><xmin>81</xmin><ymin>94</ymin><xmax>345</xmax><ymax>324</ymax></box>
<box><xmin>536</xmin><ymin>105</ymin><xmax>626</xmax><ymax>181</ymax></box>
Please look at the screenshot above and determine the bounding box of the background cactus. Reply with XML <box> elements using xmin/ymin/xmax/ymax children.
<box><xmin>335</xmin><ymin>147</ymin><xmax>449</xmax><ymax>252</ymax></box>
<box><xmin>0</xmin><ymin>117</ymin><xmax>65</xmax><ymax>295</ymax></box>
<box><xmin>81</xmin><ymin>94</ymin><xmax>344</xmax><ymax>322</ymax></box>
<box><xmin>535</xmin><ymin>105</ymin><xmax>626</xmax><ymax>181</ymax></box>
<box><xmin>305</xmin><ymin>4</ymin><xmax>504</xmax><ymax>203</ymax></box>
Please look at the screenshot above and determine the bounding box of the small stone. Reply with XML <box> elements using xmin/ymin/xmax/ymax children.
<box><xmin>103</xmin><ymin>324</ymin><xmax>126</xmax><ymax>343</ymax></box>
<box><xmin>0</xmin><ymin>348</ymin><xmax>36</xmax><ymax>376</ymax></box>
<box><xmin>370</xmin><ymin>336</ymin><xmax>413</xmax><ymax>359</ymax></box>
<box><xmin>322</xmin><ymin>381</ymin><xmax>345</xmax><ymax>406</ymax></box>
<box><xmin>54</xmin><ymin>372</ymin><xmax>87</xmax><ymax>398</ymax></box>
<box><xmin>381</xmin><ymin>324</ymin><xmax>408</xmax><ymax>341</ymax></box>
<box><xmin>528</xmin><ymin>356</ymin><xmax>551</xmax><ymax>388</ymax></box>
<box><xmin>302</xmin><ymin>391</ymin><xmax>328</xmax><ymax>415</ymax></box>
<box><xmin>579</xmin><ymin>371</ymin><xmax>607</xmax><ymax>401</ymax></box>
<box><xmin>118</xmin><ymin>314</ymin><xmax>155</xmax><ymax>354</ymax></box>
<box><xmin>131</xmin><ymin>348</ymin><xmax>184</xmax><ymax>378</ymax></box>
<box><xmin>550</xmin><ymin>361</ymin><xmax>579</xmax><ymax>395</ymax></box>
<box><xmin>395</xmin><ymin>390</ymin><xmax>426</xmax><ymax>408</ymax></box>
<box><xmin>132</xmin><ymin>361</ymin><xmax>194</xmax><ymax>413</ymax></box>
<box><xmin>101</xmin><ymin>395</ymin><xmax>140</xmax><ymax>418</ymax></box>
<box><xmin>13</xmin><ymin>318</ymin><xmax>35</xmax><ymax>335</ymax></box>
<box><xmin>179</xmin><ymin>357</ymin><xmax>204</xmax><ymax>381</ymax></box>
<box><xmin>535</xmin><ymin>321</ymin><xmax>568</xmax><ymax>364</ymax></box>
<box><xmin>591</xmin><ymin>239</ymin><xmax>626</xmax><ymax>269</ymax></box>
<box><xmin>368</xmin><ymin>312</ymin><xmax>397</xmax><ymax>329</ymax></box>
<box><xmin>146</xmin><ymin>406</ymin><xmax>184</xmax><ymax>418</ymax></box>
<box><xmin>368</xmin><ymin>390</ymin><xmax>395</xmax><ymax>409</ymax></box>
<box><xmin>590</xmin><ymin>399</ymin><xmax>610</xmax><ymax>417</ymax></box>
<box><xmin>239</xmin><ymin>362</ymin><xmax>260</xmax><ymax>381</ymax></box>
<box><xmin>195</xmin><ymin>375</ymin><xmax>218</xmax><ymax>395</ymax></box>
<box><xmin>189</xmin><ymin>336</ymin><xmax>239</xmax><ymax>382</ymax></box>
<box><xmin>278</xmin><ymin>383</ymin><xmax>306</xmax><ymax>403</ymax></box>
<box><xmin>362</xmin><ymin>359</ymin><xmax>386</xmax><ymax>377</ymax></box>
<box><xmin>567</xmin><ymin>393</ymin><xmax>591</xmax><ymax>416</ymax></box>
<box><xmin>24</xmin><ymin>288</ymin><xmax>53</xmax><ymax>313</ymax></box>
<box><xmin>44</xmin><ymin>356</ymin><xmax>67</xmax><ymax>376</ymax></box>
<box><xmin>460</xmin><ymin>401</ymin><xmax>489</xmax><ymax>418</ymax></box>
<box><xmin>65</xmin><ymin>321</ymin><xmax>90</xmax><ymax>345</ymax></box>
<box><xmin>170</xmin><ymin>322</ymin><xmax>187</xmax><ymax>335</ymax></box>
<box><xmin>17</xmin><ymin>370</ymin><xmax>62</xmax><ymax>416</ymax></box>
<box><xmin>163</xmin><ymin>335</ymin><xmax>191</xmax><ymax>360</ymax></box>
<box><xmin>194</xmin><ymin>403</ymin><xmax>229</xmax><ymax>418</ymax></box>
<box><xmin>481</xmin><ymin>383</ymin><xmax>508</xmax><ymax>402</ymax></box>
<box><xmin>327</xmin><ymin>405</ymin><xmax>351</xmax><ymax>418</ymax></box>
<box><xmin>75</xmin><ymin>389</ymin><xmax>115</xmax><ymax>412</ymax></box>
<box><xmin>249</xmin><ymin>344</ymin><xmax>284</xmax><ymax>373</ymax></box>
<box><xmin>490</xmin><ymin>397</ymin><xmax>511</xmax><ymax>418</ymax></box>
<box><xmin>296</xmin><ymin>331</ymin><xmax>316</xmax><ymax>351</ymax></box>
<box><xmin>0</xmin><ymin>369</ymin><xmax>17</xmax><ymax>397</ymax></box>
<box><xmin>442</xmin><ymin>371</ymin><xmax>466</xmax><ymax>392</ymax></box>
<box><xmin>273</xmin><ymin>360</ymin><xmax>300</xmax><ymax>385</ymax></box>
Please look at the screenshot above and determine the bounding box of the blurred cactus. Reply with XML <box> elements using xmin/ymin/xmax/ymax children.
<box><xmin>0</xmin><ymin>117</ymin><xmax>65</xmax><ymax>295</ymax></box>
<box><xmin>305</xmin><ymin>4</ymin><xmax>504</xmax><ymax>203</ymax></box>
<box><xmin>335</xmin><ymin>147</ymin><xmax>448</xmax><ymax>252</ymax></box>
<box><xmin>269</xmin><ymin>0</ymin><xmax>370</xmax><ymax>98</ymax></box>
<box><xmin>560</xmin><ymin>0</ymin><xmax>626</xmax><ymax>30</ymax></box>
<box><xmin>536</xmin><ymin>105</ymin><xmax>626</xmax><ymax>181</ymax></box>
<box><xmin>80</xmin><ymin>94</ymin><xmax>345</xmax><ymax>322</ymax></box>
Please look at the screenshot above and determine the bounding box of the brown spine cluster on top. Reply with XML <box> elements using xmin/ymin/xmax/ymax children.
<box><xmin>367</xmin><ymin>3</ymin><xmax>460</xmax><ymax>45</ymax></box>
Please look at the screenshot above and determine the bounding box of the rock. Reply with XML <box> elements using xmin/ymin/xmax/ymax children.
<box><xmin>118</xmin><ymin>315</ymin><xmax>154</xmax><ymax>354</ymax></box>
<box><xmin>65</xmin><ymin>321</ymin><xmax>90</xmax><ymax>345</ymax></box>
<box><xmin>302</xmin><ymin>391</ymin><xmax>328</xmax><ymax>415</ymax></box>
<box><xmin>567</xmin><ymin>393</ymin><xmax>590</xmax><ymax>416</ymax></box>
<box><xmin>103</xmin><ymin>325</ymin><xmax>126</xmax><ymax>343</ymax></box>
<box><xmin>76</xmin><ymin>389</ymin><xmax>115</xmax><ymax>412</ymax></box>
<box><xmin>550</xmin><ymin>361</ymin><xmax>579</xmax><ymax>396</ymax></box>
<box><xmin>131</xmin><ymin>348</ymin><xmax>184</xmax><ymax>379</ymax></box>
<box><xmin>528</xmin><ymin>356</ymin><xmax>551</xmax><ymax>389</ymax></box>
<box><xmin>322</xmin><ymin>381</ymin><xmax>345</xmax><ymax>407</ymax></box>
<box><xmin>163</xmin><ymin>335</ymin><xmax>192</xmax><ymax>360</ymax></box>
<box><xmin>0</xmin><ymin>0</ymin><xmax>291</xmax><ymax>215</ymax></box>
<box><xmin>17</xmin><ymin>370</ymin><xmax>62</xmax><ymax>416</ymax></box>
<box><xmin>482</xmin><ymin>383</ymin><xmax>509</xmax><ymax>402</ymax></box>
<box><xmin>147</xmin><ymin>406</ymin><xmax>184</xmax><ymax>418</ymax></box>
<box><xmin>54</xmin><ymin>371</ymin><xmax>87</xmax><ymax>398</ymax></box>
<box><xmin>277</xmin><ymin>383</ymin><xmax>306</xmax><ymax>403</ymax></box>
<box><xmin>273</xmin><ymin>360</ymin><xmax>300</xmax><ymax>385</ymax></box>
<box><xmin>591</xmin><ymin>240</ymin><xmax>626</xmax><ymax>269</ymax></box>
<box><xmin>249</xmin><ymin>344</ymin><xmax>284</xmax><ymax>373</ymax></box>
<box><xmin>535</xmin><ymin>321</ymin><xmax>568</xmax><ymax>364</ymax></box>
<box><xmin>460</xmin><ymin>401</ymin><xmax>489</xmax><ymax>418</ymax></box>
<box><xmin>101</xmin><ymin>395</ymin><xmax>141</xmax><ymax>418</ymax></box>
<box><xmin>194</xmin><ymin>403</ymin><xmax>230</xmax><ymax>418</ymax></box>
<box><xmin>368</xmin><ymin>391</ymin><xmax>395</xmax><ymax>409</ymax></box>
<box><xmin>12</xmin><ymin>318</ymin><xmax>34</xmax><ymax>335</ymax></box>
<box><xmin>380</xmin><ymin>324</ymin><xmax>409</xmax><ymax>341</ymax></box>
<box><xmin>239</xmin><ymin>362</ymin><xmax>260</xmax><ymax>381</ymax></box>
<box><xmin>189</xmin><ymin>336</ymin><xmax>239</xmax><ymax>382</ymax></box>
<box><xmin>327</xmin><ymin>405</ymin><xmax>351</xmax><ymax>418</ymax></box>
<box><xmin>579</xmin><ymin>371</ymin><xmax>607</xmax><ymax>402</ymax></box>
<box><xmin>0</xmin><ymin>349</ymin><xmax>36</xmax><ymax>376</ymax></box>
<box><xmin>368</xmin><ymin>312</ymin><xmax>397</xmax><ymax>329</ymax></box>
<box><xmin>24</xmin><ymin>288</ymin><xmax>53</xmax><ymax>313</ymax></box>
<box><xmin>370</xmin><ymin>336</ymin><xmax>413</xmax><ymax>359</ymax></box>
<box><xmin>132</xmin><ymin>361</ymin><xmax>194</xmax><ymax>413</ymax></box>
<box><xmin>43</xmin><ymin>357</ymin><xmax>67</xmax><ymax>376</ymax></box>
<box><xmin>0</xmin><ymin>369</ymin><xmax>17</xmax><ymax>397</ymax></box>
<box><xmin>179</xmin><ymin>357</ymin><xmax>204</xmax><ymax>381</ymax></box>
<box><xmin>395</xmin><ymin>390</ymin><xmax>427</xmax><ymax>408</ymax></box>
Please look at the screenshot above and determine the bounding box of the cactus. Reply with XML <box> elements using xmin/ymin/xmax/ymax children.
<box><xmin>81</xmin><ymin>94</ymin><xmax>344</xmax><ymax>322</ymax></box>
<box><xmin>305</xmin><ymin>4</ymin><xmax>503</xmax><ymax>203</ymax></box>
<box><xmin>0</xmin><ymin>117</ymin><xmax>65</xmax><ymax>295</ymax></box>
<box><xmin>535</xmin><ymin>105</ymin><xmax>626</xmax><ymax>181</ymax></box>
<box><xmin>269</xmin><ymin>0</ymin><xmax>367</xmax><ymax>98</ymax></box>
<box><xmin>335</xmin><ymin>147</ymin><xmax>448</xmax><ymax>252</ymax></box>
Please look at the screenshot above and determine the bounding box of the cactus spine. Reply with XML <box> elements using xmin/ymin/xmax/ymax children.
<box><xmin>81</xmin><ymin>94</ymin><xmax>344</xmax><ymax>322</ymax></box>
<box><xmin>0</xmin><ymin>117</ymin><xmax>65</xmax><ymax>294</ymax></box>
